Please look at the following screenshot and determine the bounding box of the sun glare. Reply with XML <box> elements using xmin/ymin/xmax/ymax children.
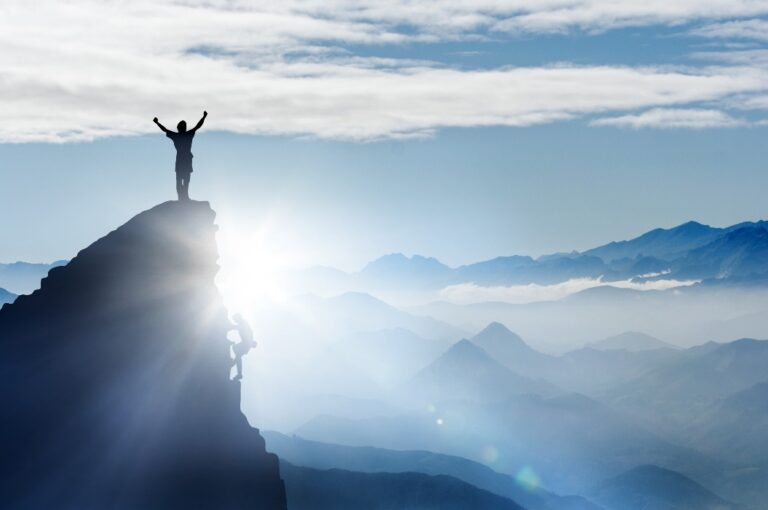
<box><xmin>216</xmin><ymin>223</ymin><xmax>294</xmax><ymax>315</ymax></box>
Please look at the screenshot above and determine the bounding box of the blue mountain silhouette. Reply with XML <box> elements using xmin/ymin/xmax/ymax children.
<box><xmin>0</xmin><ymin>201</ymin><xmax>286</xmax><ymax>509</ymax></box>
<box><xmin>589</xmin><ymin>464</ymin><xmax>739</xmax><ymax>510</ymax></box>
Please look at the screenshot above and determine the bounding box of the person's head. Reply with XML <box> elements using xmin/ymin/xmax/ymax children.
<box><xmin>177</xmin><ymin>120</ymin><xmax>187</xmax><ymax>133</ymax></box>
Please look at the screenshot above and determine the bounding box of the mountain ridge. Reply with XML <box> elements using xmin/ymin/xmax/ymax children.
<box><xmin>588</xmin><ymin>464</ymin><xmax>739</xmax><ymax>510</ymax></box>
<box><xmin>287</xmin><ymin>219</ymin><xmax>768</xmax><ymax>292</ymax></box>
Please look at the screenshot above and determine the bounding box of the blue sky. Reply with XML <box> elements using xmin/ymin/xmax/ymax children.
<box><xmin>1</xmin><ymin>2</ymin><xmax>768</xmax><ymax>269</ymax></box>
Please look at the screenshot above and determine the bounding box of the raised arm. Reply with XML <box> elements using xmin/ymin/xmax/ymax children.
<box><xmin>190</xmin><ymin>111</ymin><xmax>208</xmax><ymax>132</ymax></box>
<box><xmin>153</xmin><ymin>117</ymin><xmax>171</xmax><ymax>133</ymax></box>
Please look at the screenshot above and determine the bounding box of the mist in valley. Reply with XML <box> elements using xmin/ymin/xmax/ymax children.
<box><xmin>210</xmin><ymin>219</ymin><xmax>768</xmax><ymax>510</ymax></box>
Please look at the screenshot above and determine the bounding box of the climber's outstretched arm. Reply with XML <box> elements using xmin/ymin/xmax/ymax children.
<box><xmin>153</xmin><ymin>117</ymin><xmax>171</xmax><ymax>133</ymax></box>
<box><xmin>191</xmin><ymin>111</ymin><xmax>208</xmax><ymax>133</ymax></box>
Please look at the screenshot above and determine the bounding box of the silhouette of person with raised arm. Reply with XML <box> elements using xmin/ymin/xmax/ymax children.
<box><xmin>153</xmin><ymin>111</ymin><xmax>207</xmax><ymax>201</ymax></box>
<box><xmin>229</xmin><ymin>313</ymin><xmax>257</xmax><ymax>381</ymax></box>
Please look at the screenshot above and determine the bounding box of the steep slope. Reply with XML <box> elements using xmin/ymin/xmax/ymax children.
<box><xmin>0</xmin><ymin>201</ymin><xmax>286</xmax><ymax>510</ymax></box>
<box><xmin>264</xmin><ymin>431</ymin><xmax>602</xmax><ymax>510</ymax></box>
<box><xmin>673</xmin><ymin>226</ymin><xmax>768</xmax><ymax>280</ymax></box>
<box><xmin>280</xmin><ymin>461</ymin><xmax>525</xmax><ymax>510</ymax></box>
<box><xmin>468</xmin><ymin>323</ymin><xmax>678</xmax><ymax>393</ymax></box>
<box><xmin>584</xmin><ymin>221</ymin><xmax>722</xmax><ymax>263</ymax></box>
<box><xmin>589</xmin><ymin>465</ymin><xmax>738</xmax><ymax>510</ymax></box>
<box><xmin>606</xmin><ymin>338</ymin><xmax>768</xmax><ymax>433</ymax></box>
<box><xmin>588</xmin><ymin>331</ymin><xmax>674</xmax><ymax>352</ymax></box>
<box><xmin>691</xmin><ymin>381</ymin><xmax>768</xmax><ymax>463</ymax></box>
<box><xmin>553</xmin><ymin>346</ymin><xmax>680</xmax><ymax>393</ymax></box>
<box><xmin>456</xmin><ymin>254</ymin><xmax>606</xmax><ymax>286</ymax></box>
<box><xmin>470</xmin><ymin>322</ymin><xmax>557</xmax><ymax>376</ymax></box>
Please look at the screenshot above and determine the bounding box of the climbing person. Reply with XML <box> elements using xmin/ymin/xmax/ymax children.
<box><xmin>229</xmin><ymin>313</ymin><xmax>257</xmax><ymax>381</ymax></box>
<box><xmin>153</xmin><ymin>111</ymin><xmax>207</xmax><ymax>200</ymax></box>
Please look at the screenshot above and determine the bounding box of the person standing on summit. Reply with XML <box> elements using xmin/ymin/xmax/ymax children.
<box><xmin>153</xmin><ymin>111</ymin><xmax>207</xmax><ymax>200</ymax></box>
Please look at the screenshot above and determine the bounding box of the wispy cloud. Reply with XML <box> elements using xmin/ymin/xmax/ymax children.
<box><xmin>439</xmin><ymin>277</ymin><xmax>698</xmax><ymax>305</ymax></box>
<box><xmin>691</xmin><ymin>18</ymin><xmax>768</xmax><ymax>42</ymax></box>
<box><xmin>693</xmin><ymin>48</ymin><xmax>768</xmax><ymax>64</ymax></box>
<box><xmin>591</xmin><ymin>108</ymin><xmax>747</xmax><ymax>129</ymax></box>
<box><xmin>2</xmin><ymin>1</ymin><xmax>768</xmax><ymax>142</ymax></box>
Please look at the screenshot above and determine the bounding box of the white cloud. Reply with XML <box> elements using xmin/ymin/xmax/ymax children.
<box><xmin>691</xmin><ymin>18</ymin><xmax>768</xmax><ymax>41</ymax></box>
<box><xmin>440</xmin><ymin>277</ymin><xmax>698</xmax><ymax>305</ymax></box>
<box><xmin>2</xmin><ymin>1</ymin><xmax>768</xmax><ymax>142</ymax></box>
<box><xmin>693</xmin><ymin>48</ymin><xmax>768</xmax><ymax>64</ymax></box>
<box><xmin>590</xmin><ymin>108</ymin><xmax>746</xmax><ymax>129</ymax></box>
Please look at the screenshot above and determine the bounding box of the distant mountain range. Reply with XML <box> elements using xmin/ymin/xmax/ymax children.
<box><xmin>8</xmin><ymin>219</ymin><xmax>768</xmax><ymax>299</ymax></box>
<box><xmin>279</xmin><ymin>461</ymin><xmax>525</xmax><ymax>510</ymax></box>
<box><xmin>289</xmin><ymin>291</ymin><xmax>464</xmax><ymax>341</ymax></box>
<box><xmin>588</xmin><ymin>331</ymin><xmax>674</xmax><ymax>352</ymax></box>
<box><xmin>406</xmin><ymin>338</ymin><xmax>558</xmax><ymax>404</ymax></box>
<box><xmin>294</xmin><ymin>323</ymin><xmax>761</xmax><ymax>502</ymax></box>
<box><xmin>469</xmin><ymin>321</ymin><xmax>558</xmax><ymax>378</ymax></box>
<box><xmin>294</xmin><ymin>391</ymin><xmax>717</xmax><ymax>496</ymax></box>
<box><xmin>689</xmin><ymin>380</ymin><xmax>768</xmax><ymax>465</ymax></box>
<box><xmin>583</xmin><ymin>221</ymin><xmax>749</xmax><ymax>262</ymax></box>
<box><xmin>264</xmin><ymin>431</ymin><xmax>600</xmax><ymax>510</ymax></box>
<box><xmin>295</xmin><ymin>219</ymin><xmax>768</xmax><ymax>293</ymax></box>
<box><xmin>605</xmin><ymin>338</ymin><xmax>768</xmax><ymax>439</ymax></box>
<box><xmin>0</xmin><ymin>260</ymin><xmax>66</xmax><ymax>295</ymax></box>
<box><xmin>0</xmin><ymin>288</ymin><xmax>15</xmax><ymax>306</ymax></box>
<box><xmin>465</xmin><ymin>322</ymin><xmax>679</xmax><ymax>393</ymax></box>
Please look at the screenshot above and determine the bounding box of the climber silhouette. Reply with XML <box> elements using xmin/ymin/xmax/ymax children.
<box><xmin>229</xmin><ymin>313</ymin><xmax>257</xmax><ymax>381</ymax></box>
<box><xmin>153</xmin><ymin>111</ymin><xmax>207</xmax><ymax>201</ymax></box>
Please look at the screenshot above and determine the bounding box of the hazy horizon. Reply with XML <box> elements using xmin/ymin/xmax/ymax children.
<box><xmin>2</xmin><ymin>1</ymin><xmax>768</xmax><ymax>270</ymax></box>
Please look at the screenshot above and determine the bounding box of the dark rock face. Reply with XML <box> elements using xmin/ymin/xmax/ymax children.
<box><xmin>0</xmin><ymin>201</ymin><xmax>286</xmax><ymax>510</ymax></box>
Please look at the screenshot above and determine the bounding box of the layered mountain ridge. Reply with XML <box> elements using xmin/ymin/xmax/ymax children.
<box><xmin>295</xmin><ymin>219</ymin><xmax>768</xmax><ymax>292</ymax></box>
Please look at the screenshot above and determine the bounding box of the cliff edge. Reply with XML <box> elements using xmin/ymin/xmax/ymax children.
<box><xmin>0</xmin><ymin>201</ymin><xmax>287</xmax><ymax>509</ymax></box>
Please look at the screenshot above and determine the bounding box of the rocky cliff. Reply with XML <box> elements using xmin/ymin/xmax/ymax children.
<box><xmin>0</xmin><ymin>201</ymin><xmax>286</xmax><ymax>509</ymax></box>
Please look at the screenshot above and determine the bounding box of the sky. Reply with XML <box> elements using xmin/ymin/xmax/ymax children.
<box><xmin>1</xmin><ymin>1</ymin><xmax>768</xmax><ymax>270</ymax></box>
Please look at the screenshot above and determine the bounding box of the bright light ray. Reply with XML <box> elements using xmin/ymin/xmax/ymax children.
<box><xmin>216</xmin><ymin>218</ymin><xmax>299</xmax><ymax>316</ymax></box>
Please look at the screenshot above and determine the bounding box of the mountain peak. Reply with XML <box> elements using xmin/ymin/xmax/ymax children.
<box><xmin>363</xmin><ymin>253</ymin><xmax>449</xmax><ymax>270</ymax></box>
<box><xmin>584</xmin><ymin>220</ymin><xmax>722</xmax><ymax>262</ymax></box>
<box><xmin>416</xmin><ymin>338</ymin><xmax>509</xmax><ymax>377</ymax></box>
<box><xmin>407</xmin><ymin>338</ymin><xmax>556</xmax><ymax>403</ymax></box>
<box><xmin>675</xmin><ymin>220</ymin><xmax>709</xmax><ymax>230</ymax></box>
<box><xmin>0</xmin><ymin>201</ymin><xmax>286</xmax><ymax>509</ymax></box>
<box><xmin>471</xmin><ymin>321</ymin><xmax>535</xmax><ymax>356</ymax></box>
<box><xmin>445</xmin><ymin>338</ymin><xmax>494</xmax><ymax>361</ymax></box>
<box><xmin>359</xmin><ymin>253</ymin><xmax>452</xmax><ymax>289</ymax></box>
<box><xmin>474</xmin><ymin>321</ymin><xmax>524</xmax><ymax>342</ymax></box>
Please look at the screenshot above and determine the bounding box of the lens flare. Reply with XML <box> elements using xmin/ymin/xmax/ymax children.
<box><xmin>515</xmin><ymin>466</ymin><xmax>542</xmax><ymax>492</ymax></box>
<box><xmin>481</xmin><ymin>446</ymin><xmax>499</xmax><ymax>463</ymax></box>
